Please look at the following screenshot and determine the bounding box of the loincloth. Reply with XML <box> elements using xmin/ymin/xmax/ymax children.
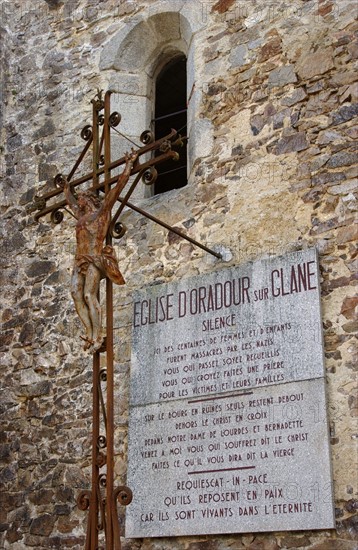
<box><xmin>75</xmin><ymin>245</ymin><xmax>125</xmax><ymax>285</ymax></box>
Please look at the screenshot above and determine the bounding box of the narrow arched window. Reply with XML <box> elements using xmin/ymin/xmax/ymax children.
<box><xmin>153</xmin><ymin>55</ymin><xmax>187</xmax><ymax>195</ymax></box>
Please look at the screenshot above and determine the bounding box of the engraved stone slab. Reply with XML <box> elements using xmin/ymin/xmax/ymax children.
<box><xmin>125</xmin><ymin>249</ymin><xmax>335</xmax><ymax>537</ymax></box>
<box><xmin>125</xmin><ymin>378</ymin><xmax>335</xmax><ymax>537</ymax></box>
<box><xmin>130</xmin><ymin>248</ymin><xmax>324</xmax><ymax>407</ymax></box>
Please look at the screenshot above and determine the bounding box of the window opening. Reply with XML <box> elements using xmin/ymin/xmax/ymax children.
<box><xmin>153</xmin><ymin>55</ymin><xmax>187</xmax><ymax>195</ymax></box>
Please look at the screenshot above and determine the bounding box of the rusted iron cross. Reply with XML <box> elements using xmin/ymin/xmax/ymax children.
<box><xmin>32</xmin><ymin>90</ymin><xmax>221</xmax><ymax>550</ymax></box>
<box><xmin>34</xmin><ymin>92</ymin><xmax>221</xmax><ymax>259</ymax></box>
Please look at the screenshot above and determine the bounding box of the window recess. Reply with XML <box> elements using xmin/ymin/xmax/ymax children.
<box><xmin>153</xmin><ymin>55</ymin><xmax>187</xmax><ymax>195</ymax></box>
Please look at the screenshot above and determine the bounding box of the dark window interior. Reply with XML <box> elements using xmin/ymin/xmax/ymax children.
<box><xmin>154</xmin><ymin>55</ymin><xmax>187</xmax><ymax>195</ymax></box>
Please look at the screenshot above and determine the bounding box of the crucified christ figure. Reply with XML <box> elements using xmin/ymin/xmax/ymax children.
<box><xmin>64</xmin><ymin>150</ymin><xmax>138</xmax><ymax>353</ymax></box>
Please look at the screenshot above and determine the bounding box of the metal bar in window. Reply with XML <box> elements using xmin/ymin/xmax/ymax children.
<box><xmin>156</xmin><ymin>165</ymin><xmax>186</xmax><ymax>177</ymax></box>
<box><xmin>151</xmin><ymin>108</ymin><xmax>187</xmax><ymax>122</ymax></box>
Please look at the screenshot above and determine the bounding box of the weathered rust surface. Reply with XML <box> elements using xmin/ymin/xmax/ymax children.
<box><xmin>63</xmin><ymin>150</ymin><xmax>136</xmax><ymax>353</ymax></box>
<box><xmin>30</xmin><ymin>90</ymin><xmax>221</xmax><ymax>550</ymax></box>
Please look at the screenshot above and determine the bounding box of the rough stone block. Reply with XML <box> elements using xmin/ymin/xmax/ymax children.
<box><xmin>326</xmin><ymin>151</ymin><xmax>356</xmax><ymax>168</ymax></box>
<box><xmin>188</xmin><ymin>118</ymin><xmax>214</xmax><ymax>167</ymax></box>
<box><xmin>296</xmin><ymin>48</ymin><xmax>335</xmax><ymax>80</ymax></box>
<box><xmin>108</xmin><ymin>73</ymin><xmax>149</xmax><ymax>98</ymax></box>
<box><xmin>25</xmin><ymin>261</ymin><xmax>56</xmax><ymax>280</ymax></box>
<box><xmin>281</xmin><ymin>88</ymin><xmax>307</xmax><ymax>107</ymax></box>
<box><xmin>229</xmin><ymin>44</ymin><xmax>248</xmax><ymax>68</ymax></box>
<box><xmin>273</xmin><ymin>133</ymin><xmax>309</xmax><ymax>155</ymax></box>
<box><xmin>336</xmin><ymin>224</ymin><xmax>358</xmax><ymax>244</ymax></box>
<box><xmin>268</xmin><ymin>65</ymin><xmax>297</xmax><ymax>88</ymax></box>
<box><xmin>331</xmin><ymin>103</ymin><xmax>358</xmax><ymax>126</ymax></box>
<box><xmin>29</xmin><ymin>514</ymin><xmax>55</xmax><ymax>536</ymax></box>
<box><xmin>32</xmin><ymin>119</ymin><xmax>55</xmax><ymax>140</ymax></box>
<box><xmin>110</xmin><ymin>94</ymin><xmax>150</xmax><ymax>138</ymax></box>
<box><xmin>258</xmin><ymin>37</ymin><xmax>282</xmax><ymax>62</ymax></box>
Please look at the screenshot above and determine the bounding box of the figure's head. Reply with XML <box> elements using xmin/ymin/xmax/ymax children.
<box><xmin>77</xmin><ymin>190</ymin><xmax>101</xmax><ymax>212</ymax></box>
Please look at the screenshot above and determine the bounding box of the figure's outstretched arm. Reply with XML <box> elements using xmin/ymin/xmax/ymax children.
<box><xmin>103</xmin><ymin>150</ymin><xmax>138</xmax><ymax>212</ymax></box>
<box><xmin>63</xmin><ymin>177</ymin><xmax>79</xmax><ymax>215</ymax></box>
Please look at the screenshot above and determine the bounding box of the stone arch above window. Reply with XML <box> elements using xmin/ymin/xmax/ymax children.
<box><xmin>100</xmin><ymin>11</ymin><xmax>189</xmax><ymax>73</ymax></box>
<box><xmin>99</xmin><ymin>3</ymin><xmax>214</xmax><ymax>194</ymax></box>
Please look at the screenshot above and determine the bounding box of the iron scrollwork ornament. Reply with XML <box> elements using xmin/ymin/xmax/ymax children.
<box><xmin>51</xmin><ymin>209</ymin><xmax>64</xmax><ymax>224</ymax></box>
<box><xmin>114</xmin><ymin>486</ymin><xmax>133</xmax><ymax>507</ymax></box>
<box><xmin>81</xmin><ymin>125</ymin><xmax>93</xmax><ymax>141</ymax></box>
<box><xmin>54</xmin><ymin>173</ymin><xmax>67</xmax><ymax>189</ymax></box>
<box><xmin>109</xmin><ymin>112</ymin><xmax>121</xmax><ymax>127</ymax></box>
<box><xmin>142</xmin><ymin>167</ymin><xmax>158</xmax><ymax>186</ymax></box>
<box><xmin>99</xmin><ymin>473</ymin><xmax>107</xmax><ymax>488</ymax></box>
<box><xmin>77</xmin><ymin>490</ymin><xmax>91</xmax><ymax>511</ymax></box>
<box><xmin>99</xmin><ymin>368</ymin><xmax>107</xmax><ymax>382</ymax></box>
<box><xmin>97</xmin><ymin>435</ymin><xmax>107</xmax><ymax>449</ymax></box>
<box><xmin>110</xmin><ymin>222</ymin><xmax>127</xmax><ymax>240</ymax></box>
<box><xmin>140</xmin><ymin>130</ymin><xmax>154</xmax><ymax>144</ymax></box>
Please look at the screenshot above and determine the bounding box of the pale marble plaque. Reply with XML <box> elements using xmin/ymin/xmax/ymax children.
<box><xmin>125</xmin><ymin>249</ymin><xmax>335</xmax><ymax>537</ymax></box>
<box><xmin>130</xmin><ymin>249</ymin><xmax>325</xmax><ymax>407</ymax></box>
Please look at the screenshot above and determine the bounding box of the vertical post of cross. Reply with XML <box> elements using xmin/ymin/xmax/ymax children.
<box><xmin>90</xmin><ymin>92</ymin><xmax>101</xmax><ymax>550</ymax></box>
<box><xmin>104</xmin><ymin>90</ymin><xmax>116</xmax><ymax>549</ymax></box>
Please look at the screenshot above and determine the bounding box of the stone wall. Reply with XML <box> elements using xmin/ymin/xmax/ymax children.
<box><xmin>0</xmin><ymin>0</ymin><xmax>357</xmax><ymax>548</ymax></box>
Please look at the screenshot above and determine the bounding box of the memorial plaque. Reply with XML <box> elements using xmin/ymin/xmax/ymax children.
<box><xmin>125</xmin><ymin>248</ymin><xmax>335</xmax><ymax>537</ymax></box>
